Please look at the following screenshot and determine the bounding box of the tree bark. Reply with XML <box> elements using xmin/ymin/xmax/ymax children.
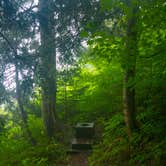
<box><xmin>38</xmin><ymin>0</ymin><xmax>57</xmax><ymax>137</ymax></box>
<box><xmin>15</xmin><ymin>65</ymin><xmax>36</xmax><ymax>145</ymax></box>
<box><xmin>123</xmin><ymin>2</ymin><xmax>138</xmax><ymax>138</ymax></box>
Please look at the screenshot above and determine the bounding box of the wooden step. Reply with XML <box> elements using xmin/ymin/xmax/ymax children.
<box><xmin>67</xmin><ymin>149</ymin><xmax>92</xmax><ymax>154</ymax></box>
<box><xmin>71</xmin><ymin>138</ymin><xmax>93</xmax><ymax>151</ymax></box>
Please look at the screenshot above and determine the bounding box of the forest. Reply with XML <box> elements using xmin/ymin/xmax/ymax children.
<box><xmin>0</xmin><ymin>0</ymin><xmax>166</xmax><ymax>165</ymax></box>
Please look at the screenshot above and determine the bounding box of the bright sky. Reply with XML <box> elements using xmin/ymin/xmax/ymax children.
<box><xmin>34</xmin><ymin>0</ymin><xmax>38</xmax><ymax>5</ymax></box>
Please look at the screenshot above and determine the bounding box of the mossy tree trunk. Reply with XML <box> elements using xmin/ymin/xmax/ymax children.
<box><xmin>38</xmin><ymin>0</ymin><xmax>58</xmax><ymax>138</ymax></box>
<box><xmin>123</xmin><ymin>1</ymin><xmax>139</xmax><ymax>138</ymax></box>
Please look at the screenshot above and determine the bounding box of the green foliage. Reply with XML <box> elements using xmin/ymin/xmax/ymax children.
<box><xmin>0</xmin><ymin>108</ymin><xmax>9</xmax><ymax>132</ymax></box>
<box><xmin>0</xmin><ymin>0</ymin><xmax>166</xmax><ymax>165</ymax></box>
<box><xmin>76</xmin><ymin>58</ymin><xmax>123</xmax><ymax>121</ymax></box>
<box><xmin>0</xmin><ymin>135</ymin><xmax>67</xmax><ymax>166</ymax></box>
<box><xmin>0</xmin><ymin>113</ymin><xmax>67</xmax><ymax>166</ymax></box>
<box><xmin>27</xmin><ymin>115</ymin><xmax>45</xmax><ymax>142</ymax></box>
<box><xmin>56</xmin><ymin>51</ymin><xmax>123</xmax><ymax>124</ymax></box>
<box><xmin>85</xmin><ymin>1</ymin><xmax>166</xmax><ymax>165</ymax></box>
<box><xmin>129</xmin><ymin>108</ymin><xmax>166</xmax><ymax>165</ymax></box>
<box><xmin>89</xmin><ymin>113</ymin><xmax>129</xmax><ymax>166</ymax></box>
<box><xmin>18</xmin><ymin>142</ymin><xmax>67</xmax><ymax>166</ymax></box>
<box><xmin>89</xmin><ymin>110</ymin><xmax>166</xmax><ymax>166</ymax></box>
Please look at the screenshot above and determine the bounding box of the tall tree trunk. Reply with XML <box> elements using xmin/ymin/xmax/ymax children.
<box><xmin>38</xmin><ymin>0</ymin><xmax>57</xmax><ymax>137</ymax></box>
<box><xmin>123</xmin><ymin>2</ymin><xmax>138</xmax><ymax>138</ymax></box>
<box><xmin>15</xmin><ymin>65</ymin><xmax>36</xmax><ymax>145</ymax></box>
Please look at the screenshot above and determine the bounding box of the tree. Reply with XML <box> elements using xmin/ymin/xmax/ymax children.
<box><xmin>38</xmin><ymin>0</ymin><xmax>58</xmax><ymax>138</ymax></box>
<box><xmin>86</xmin><ymin>0</ymin><xmax>139</xmax><ymax>137</ymax></box>
<box><xmin>38</xmin><ymin>0</ymin><xmax>100</xmax><ymax>137</ymax></box>
<box><xmin>0</xmin><ymin>0</ymin><xmax>37</xmax><ymax>144</ymax></box>
<box><xmin>122</xmin><ymin>0</ymin><xmax>139</xmax><ymax>137</ymax></box>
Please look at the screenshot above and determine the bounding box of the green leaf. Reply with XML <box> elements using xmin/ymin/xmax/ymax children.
<box><xmin>100</xmin><ymin>0</ymin><xmax>112</xmax><ymax>10</ymax></box>
<box><xmin>80</xmin><ymin>31</ymin><xmax>89</xmax><ymax>38</ymax></box>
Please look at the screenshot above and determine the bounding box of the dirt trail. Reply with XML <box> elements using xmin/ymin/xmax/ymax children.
<box><xmin>68</xmin><ymin>153</ymin><xmax>89</xmax><ymax>166</ymax></box>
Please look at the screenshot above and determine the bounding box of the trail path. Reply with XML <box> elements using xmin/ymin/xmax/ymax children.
<box><xmin>68</xmin><ymin>153</ymin><xmax>89</xmax><ymax>166</ymax></box>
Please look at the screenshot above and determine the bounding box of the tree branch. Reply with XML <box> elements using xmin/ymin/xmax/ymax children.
<box><xmin>0</xmin><ymin>31</ymin><xmax>17</xmax><ymax>57</ymax></box>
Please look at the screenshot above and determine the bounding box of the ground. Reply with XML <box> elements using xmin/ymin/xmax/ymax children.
<box><xmin>68</xmin><ymin>153</ymin><xmax>89</xmax><ymax>166</ymax></box>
